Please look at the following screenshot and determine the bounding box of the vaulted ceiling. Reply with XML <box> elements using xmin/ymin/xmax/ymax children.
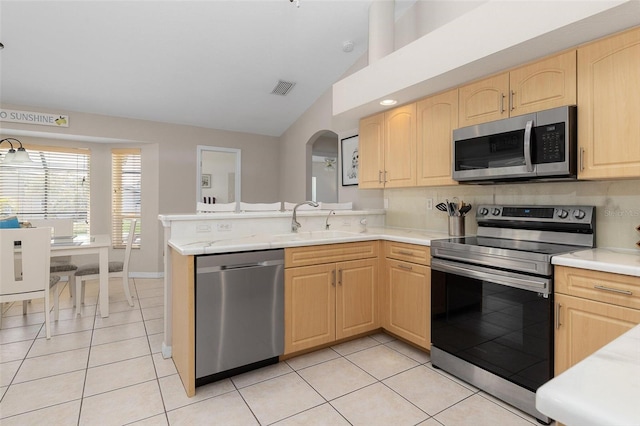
<box><xmin>1</xmin><ymin>1</ymin><xmax>417</xmax><ymax>137</ymax></box>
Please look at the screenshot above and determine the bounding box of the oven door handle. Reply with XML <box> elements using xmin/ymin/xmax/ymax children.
<box><xmin>431</xmin><ymin>258</ymin><xmax>550</xmax><ymax>295</ymax></box>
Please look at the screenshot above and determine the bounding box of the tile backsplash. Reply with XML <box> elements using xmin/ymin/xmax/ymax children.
<box><xmin>384</xmin><ymin>179</ymin><xmax>640</xmax><ymax>250</ymax></box>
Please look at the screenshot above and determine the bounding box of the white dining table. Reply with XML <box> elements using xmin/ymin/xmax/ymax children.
<box><xmin>50</xmin><ymin>234</ymin><xmax>112</xmax><ymax>317</ymax></box>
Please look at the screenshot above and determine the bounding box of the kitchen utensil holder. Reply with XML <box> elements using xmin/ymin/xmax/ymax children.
<box><xmin>448</xmin><ymin>216</ymin><xmax>465</xmax><ymax>237</ymax></box>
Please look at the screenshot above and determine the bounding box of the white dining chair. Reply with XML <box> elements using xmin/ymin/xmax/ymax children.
<box><xmin>283</xmin><ymin>202</ymin><xmax>321</xmax><ymax>211</ymax></box>
<box><xmin>74</xmin><ymin>219</ymin><xmax>136</xmax><ymax>314</ymax></box>
<box><xmin>0</xmin><ymin>227</ymin><xmax>54</xmax><ymax>338</ymax></box>
<box><xmin>29</xmin><ymin>219</ymin><xmax>78</xmax><ymax>310</ymax></box>
<box><xmin>196</xmin><ymin>201</ymin><xmax>237</xmax><ymax>213</ymax></box>
<box><xmin>239</xmin><ymin>202</ymin><xmax>282</xmax><ymax>212</ymax></box>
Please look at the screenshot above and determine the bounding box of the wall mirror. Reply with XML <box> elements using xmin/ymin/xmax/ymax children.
<box><xmin>197</xmin><ymin>146</ymin><xmax>241</xmax><ymax>204</ymax></box>
<box><xmin>309</xmin><ymin>131</ymin><xmax>338</xmax><ymax>203</ymax></box>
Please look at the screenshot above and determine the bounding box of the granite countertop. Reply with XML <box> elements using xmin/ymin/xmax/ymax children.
<box><xmin>552</xmin><ymin>248</ymin><xmax>640</xmax><ymax>277</ymax></box>
<box><xmin>168</xmin><ymin>226</ymin><xmax>450</xmax><ymax>255</ymax></box>
<box><xmin>536</xmin><ymin>323</ymin><xmax>640</xmax><ymax>426</ymax></box>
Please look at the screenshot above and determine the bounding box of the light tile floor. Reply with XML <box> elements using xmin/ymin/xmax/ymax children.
<box><xmin>0</xmin><ymin>278</ymin><xmax>547</xmax><ymax>425</ymax></box>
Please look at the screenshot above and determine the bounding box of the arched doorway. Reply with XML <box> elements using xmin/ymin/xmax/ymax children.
<box><xmin>306</xmin><ymin>130</ymin><xmax>338</xmax><ymax>202</ymax></box>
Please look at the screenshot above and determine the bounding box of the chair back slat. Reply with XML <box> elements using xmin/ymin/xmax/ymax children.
<box><xmin>29</xmin><ymin>219</ymin><xmax>74</xmax><ymax>237</ymax></box>
<box><xmin>0</xmin><ymin>228</ymin><xmax>51</xmax><ymax>295</ymax></box>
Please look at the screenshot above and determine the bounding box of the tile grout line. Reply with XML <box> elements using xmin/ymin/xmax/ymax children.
<box><xmin>133</xmin><ymin>277</ymin><xmax>172</xmax><ymax>425</ymax></box>
<box><xmin>77</xmin><ymin>279</ymin><xmax>101</xmax><ymax>426</ymax></box>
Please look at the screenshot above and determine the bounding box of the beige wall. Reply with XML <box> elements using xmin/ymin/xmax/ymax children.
<box><xmin>1</xmin><ymin>103</ymin><xmax>280</xmax><ymax>274</ymax></box>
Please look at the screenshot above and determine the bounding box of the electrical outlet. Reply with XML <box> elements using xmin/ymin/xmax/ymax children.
<box><xmin>196</xmin><ymin>224</ymin><xmax>211</xmax><ymax>233</ymax></box>
<box><xmin>384</xmin><ymin>198</ymin><xmax>389</xmax><ymax>209</ymax></box>
<box><xmin>216</xmin><ymin>223</ymin><xmax>232</xmax><ymax>232</ymax></box>
<box><xmin>426</xmin><ymin>198</ymin><xmax>433</xmax><ymax>210</ymax></box>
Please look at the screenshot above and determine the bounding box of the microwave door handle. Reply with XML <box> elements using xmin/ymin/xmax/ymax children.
<box><xmin>524</xmin><ymin>120</ymin><xmax>534</xmax><ymax>172</ymax></box>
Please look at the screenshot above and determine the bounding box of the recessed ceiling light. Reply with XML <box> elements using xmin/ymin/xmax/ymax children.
<box><xmin>380</xmin><ymin>99</ymin><xmax>397</xmax><ymax>106</ymax></box>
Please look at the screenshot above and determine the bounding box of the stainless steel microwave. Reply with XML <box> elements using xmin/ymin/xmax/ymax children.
<box><xmin>452</xmin><ymin>105</ymin><xmax>577</xmax><ymax>183</ymax></box>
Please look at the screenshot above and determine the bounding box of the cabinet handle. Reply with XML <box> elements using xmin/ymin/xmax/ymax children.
<box><xmin>338</xmin><ymin>269</ymin><xmax>343</xmax><ymax>285</ymax></box>
<box><xmin>579</xmin><ymin>147</ymin><xmax>585</xmax><ymax>172</ymax></box>
<box><xmin>398</xmin><ymin>264</ymin><xmax>413</xmax><ymax>271</ymax></box>
<box><xmin>398</xmin><ymin>250</ymin><xmax>414</xmax><ymax>256</ymax></box>
<box><xmin>331</xmin><ymin>269</ymin><xmax>336</xmax><ymax>286</ymax></box>
<box><xmin>555</xmin><ymin>303</ymin><xmax>562</xmax><ymax>329</ymax></box>
<box><xmin>384</xmin><ymin>170</ymin><xmax>388</xmax><ymax>183</ymax></box>
<box><xmin>500</xmin><ymin>93</ymin><xmax>506</xmax><ymax>113</ymax></box>
<box><xmin>378</xmin><ymin>170</ymin><xmax>383</xmax><ymax>183</ymax></box>
<box><xmin>594</xmin><ymin>285</ymin><xmax>632</xmax><ymax>296</ymax></box>
<box><xmin>510</xmin><ymin>90</ymin><xmax>515</xmax><ymax>111</ymax></box>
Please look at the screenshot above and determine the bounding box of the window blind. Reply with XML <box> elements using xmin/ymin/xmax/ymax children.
<box><xmin>112</xmin><ymin>148</ymin><xmax>141</xmax><ymax>248</ymax></box>
<box><xmin>0</xmin><ymin>144</ymin><xmax>90</xmax><ymax>235</ymax></box>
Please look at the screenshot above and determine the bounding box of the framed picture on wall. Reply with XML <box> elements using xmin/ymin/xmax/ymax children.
<box><xmin>341</xmin><ymin>135</ymin><xmax>359</xmax><ymax>186</ymax></box>
<box><xmin>201</xmin><ymin>174</ymin><xmax>211</xmax><ymax>188</ymax></box>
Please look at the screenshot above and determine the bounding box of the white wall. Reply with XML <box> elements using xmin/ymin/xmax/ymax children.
<box><xmin>1</xmin><ymin>102</ymin><xmax>281</xmax><ymax>274</ymax></box>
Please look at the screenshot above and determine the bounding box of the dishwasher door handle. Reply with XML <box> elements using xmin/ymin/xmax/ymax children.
<box><xmin>198</xmin><ymin>259</ymin><xmax>284</xmax><ymax>273</ymax></box>
<box><xmin>222</xmin><ymin>262</ymin><xmax>267</xmax><ymax>270</ymax></box>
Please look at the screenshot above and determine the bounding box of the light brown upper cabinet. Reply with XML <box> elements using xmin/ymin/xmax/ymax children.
<box><xmin>416</xmin><ymin>89</ymin><xmax>458</xmax><ymax>186</ymax></box>
<box><xmin>359</xmin><ymin>104</ymin><xmax>416</xmax><ymax>188</ymax></box>
<box><xmin>458</xmin><ymin>50</ymin><xmax>577</xmax><ymax>127</ymax></box>
<box><xmin>577</xmin><ymin>26</ymin><xmax>640</xmax><ymax>179</ymax></box>
<box><xmin>359</xmin><ymin>112</ymin><xmax>385</xmax><ymax>188</ymax></box>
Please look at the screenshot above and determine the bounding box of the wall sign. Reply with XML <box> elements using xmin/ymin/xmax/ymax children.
<box><xmin>341</xmin><ymin>135</ymin><xmax>358</xmax><ymax>186</ymax></box>
<box><xmin>0</xmin><ymin>109</ymin><xmax>69</xmax><ymax>127</ymax></box>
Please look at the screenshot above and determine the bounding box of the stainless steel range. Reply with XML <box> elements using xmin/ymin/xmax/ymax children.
<box><xmin>430</xmin><ymin>205</ymin><xmax>595</xmax><ymax>424</ymax></box>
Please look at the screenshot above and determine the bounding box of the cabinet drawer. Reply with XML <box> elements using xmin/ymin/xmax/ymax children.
<box><xmin>556</xmin><ymin>266</ymin><xmax>640</xmax><ymax>310</ymax></box>
<box><xmin>285</xmin><ymin>241</ymin><xmax>378</xmax><ymax>268</ymax></box>
<box><xmin>384</xmin><ymin>242</ymin><xmax>430</xmax><ymax>266</ymax></box>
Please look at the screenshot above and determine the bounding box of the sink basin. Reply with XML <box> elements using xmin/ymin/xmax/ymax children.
<box><xmin>272</xmin><ymin>230</ymin><xmax>358</xmax><ymax>241</ymax></box>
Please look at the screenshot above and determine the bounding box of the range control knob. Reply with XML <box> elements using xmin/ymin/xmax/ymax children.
<box><xmin>557</xmin><ymin>209</ymin><xmax>569</xmax><ymax>219</ymax></box>
<box><xmin>573</xmin><ymin>209</ymin><xmax>586</xmax><ymax>220</ymax></box>
<box><xmin>492</xmin><ymin>208</ymin><xmax>501</xmax><ymax>216</ymax></box>
<box><xmin>478</xmin><ymin>207</ymin><xmax>489</xmax><ymax>216</ymax></box>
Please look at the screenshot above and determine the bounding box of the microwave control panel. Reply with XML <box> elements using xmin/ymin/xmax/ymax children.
<box><xmin>535</xmin><ymin>123</ymin><xmax>565</xmax><ymax>163</ymax></box>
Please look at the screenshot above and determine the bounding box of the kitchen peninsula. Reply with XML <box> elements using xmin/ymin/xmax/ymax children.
<box><xmin>160</xmin><ymin>208</ymin><xmax>451</xmax><ymax>396</ymax></box>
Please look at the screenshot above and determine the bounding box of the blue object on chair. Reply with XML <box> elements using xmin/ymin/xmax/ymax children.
<box><xmin>0</xmin><ymin>216</ymin><xmax>20</xmax><ymax>229</ymax></box>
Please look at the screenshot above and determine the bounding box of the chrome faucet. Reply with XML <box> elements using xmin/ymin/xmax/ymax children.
<box><xmin>292</xmin><ymin>201</ymin><xmax>319</xmax><ymax>232</ymax></box>
<box><xmin>325</xmin><ymin>210</ymin><xmax>335</xmax><ymax>230</ymax></box>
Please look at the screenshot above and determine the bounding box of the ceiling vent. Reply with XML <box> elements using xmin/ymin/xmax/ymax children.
<box><xmin>270</xmin><ymin>80</ymin><xmax>296</xmax><ymax>96</ymax></box>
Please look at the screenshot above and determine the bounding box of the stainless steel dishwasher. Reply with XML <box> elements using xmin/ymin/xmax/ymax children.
<box><xmin>195</xmin><ymin>249</ymin><xmax>284</xmax><ymax>386</ymax></box>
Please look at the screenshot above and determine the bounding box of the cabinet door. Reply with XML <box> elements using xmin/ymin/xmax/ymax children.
<box><xmin>554</xmin><ymin>293</ymin><xmax>640</xmax><ymax>375</ymax></box>
<box><xmin>416</xmin><ymin>89</ymin><xmax>458</xmax><ymax>186</ymax></box>
<box><xmin>458</xmin><ymin>72</ymin><xmax>509</xmax><ymax>127</ymax></box>
<box><xmin>358</xmin><ymin>113</ymin><xmax>385</xmax><ymax>188</ymax></box>
<box><xmin>509</xmin><ymin>50</ymin><xmax>576</xmax><ymax>117</ymax></box>
<box><xmin>384</xmin><ymin>104</ymin><xmax>417</xmax><ymax>188</ymax></box>
<box><xmin>577</xmin><ymin>27</ymin><xmax>640</xmax><ymax>179</ymax></box>
<box><xmin>284</xmin><ymin>264</ymin><xmax>336</xmax><ymax>354</ymax></box>
<box><xmin>336</xmin><ymin>258</ymin><xmax>378</xmax><ymax>340</ymax></box>
<box><xmin>385</xmin><ymin>259</ymin><xmax>431</xmax><ymax>349</ymax></box>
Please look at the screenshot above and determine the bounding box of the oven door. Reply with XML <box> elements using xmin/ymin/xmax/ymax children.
<box><xmin>431</xmin><ymin>258</ymin><xmax>553</xmax><ymax>392</ymax></box>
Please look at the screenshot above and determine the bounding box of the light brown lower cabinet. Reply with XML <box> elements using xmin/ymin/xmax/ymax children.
<box><xmin>554</xmin><ymin>293</ymin><xmax>640</xmax><ymax>374</ymax></box>
<box><xmin>554</xmin><ymin>266</ymin><xmax>640</xmax><ymax>375</ymax></box>
<box><xmin>383</xmin><ymin>242</ymin><xmax>431</xmax><ymax>350</ymax></box>
<box><xmin>284</xmin><ymin>243</ymin><xmax>379</xmax><ymax>355</ymax></box>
